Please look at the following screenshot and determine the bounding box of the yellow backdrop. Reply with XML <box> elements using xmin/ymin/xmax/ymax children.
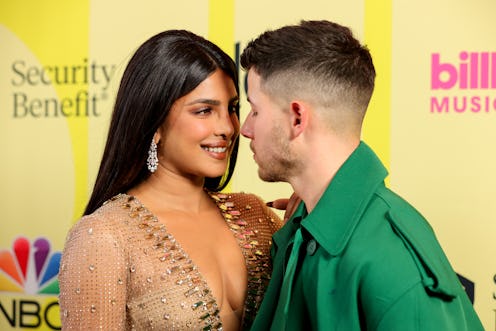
<box><xmin>1</xmin><ymin>0</ymin><xmax>494</xmax><ymax>329</ymax></box>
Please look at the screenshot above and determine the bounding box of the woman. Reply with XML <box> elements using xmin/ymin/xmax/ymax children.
<box><xmin>58</xmin><ymin>30</ymin><xmax>282</xmax><ymax>330</ymax></box>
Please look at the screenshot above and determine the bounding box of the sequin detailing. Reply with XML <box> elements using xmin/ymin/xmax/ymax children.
<box><xmin>206</xmin><ymin>192</ymin><xmax>276</xmax><ymax>329</ymax></box>
<box><xmin>59</xmin><ymin>192</ymin><xmax>281</xmax><ymax>330</ymax></box>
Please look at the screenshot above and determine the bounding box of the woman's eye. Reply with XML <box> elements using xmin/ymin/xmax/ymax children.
<box><xmin>195</xmin><ymin>108</ymin><xmax>212</xmax><ymax>115</ymax></box>
<box><xmin>229</xmin><ymin>103</ymin><xmax>239</xmax><ymax>113</ymax></box>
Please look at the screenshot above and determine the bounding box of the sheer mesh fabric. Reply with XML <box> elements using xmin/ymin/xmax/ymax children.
<box><xmin>58</xmin><ymin>192</ymin><xmax>282</xmax><ymax>330</ymax></box>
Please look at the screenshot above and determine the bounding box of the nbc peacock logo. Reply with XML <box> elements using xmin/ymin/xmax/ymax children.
<box><xmin>0</xmin><ymin>236</ymin><xmax>61</xmax><ymax>329</ymax></box>
<box><xmin>0</xmin><ymin>237</ymin><xmax>60</xmax><ymax>295</ymax></box>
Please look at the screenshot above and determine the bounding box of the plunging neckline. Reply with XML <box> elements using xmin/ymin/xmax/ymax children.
<box><xmin>120</xmin><ymin>192</ymin><xmax>246</xmax><ymax>328</ymax></box>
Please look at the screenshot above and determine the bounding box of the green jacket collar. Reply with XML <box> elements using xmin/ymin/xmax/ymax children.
<box><xmin>275</xmin><ymin>142</ymin><xmax>388</xmax><ymax>256</ymax></box>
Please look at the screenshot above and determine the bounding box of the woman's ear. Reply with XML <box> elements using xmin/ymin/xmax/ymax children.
<box><xmin>289</xmin><ymin>101</ymin><xmax>309</xmax><ymax>138</ymax></box>
<box><xmin>153</xmin><ymin>131</ymin><xmax>161</xmax><ymax>144</ymax></box>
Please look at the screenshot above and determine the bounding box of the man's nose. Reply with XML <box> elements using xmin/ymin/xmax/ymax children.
<box><xmin>240</xmin><ymin>115</ymin><xmax>253</xmax><ymax>139</ymax></box>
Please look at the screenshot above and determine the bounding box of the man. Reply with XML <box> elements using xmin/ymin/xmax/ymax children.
<box><xmin>240</xmin><ymin>20</ymin><xmax>483</xmax><ymax>330</ymax></box>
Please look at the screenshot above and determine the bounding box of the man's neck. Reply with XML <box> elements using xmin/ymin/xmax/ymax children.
<box><xmin>291</xmin><ymin>139</ymin><xmax>359</xmax><ymax>213</ymax></box>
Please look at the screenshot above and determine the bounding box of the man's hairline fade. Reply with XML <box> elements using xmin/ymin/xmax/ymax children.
<box><xmin>249</xmin><ymin>65</ymin><xmax>369</xmax><ymax>132</ymax></box>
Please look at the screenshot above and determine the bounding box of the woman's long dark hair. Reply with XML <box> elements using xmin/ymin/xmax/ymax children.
<box><xmin>84</xmin><ymin>30</ymin><xmax>240</xmax><ymax>215</ymax></box>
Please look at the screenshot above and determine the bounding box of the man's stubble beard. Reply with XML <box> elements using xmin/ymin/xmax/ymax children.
<box><xmin>257</xmin><ymin>124</ymin><xmax>302</xmax><ymax>183</ymax></box>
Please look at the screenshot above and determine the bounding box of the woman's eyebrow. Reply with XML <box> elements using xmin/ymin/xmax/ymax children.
<box><xmin>185</xmin><ymin>98</ymin><xmax>221</xmax><ymax>106</ymax></box>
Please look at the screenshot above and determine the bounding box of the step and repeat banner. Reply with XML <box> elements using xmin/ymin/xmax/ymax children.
<box><xmin>1</xmin><ymin>0</ymin><xmax>495</xmax><ymax>329</ymax></box>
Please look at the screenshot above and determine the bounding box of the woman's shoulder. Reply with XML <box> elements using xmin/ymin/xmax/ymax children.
<box><xmin>65</xmin><ymin>194</ymin><xmax>137</xmax><ymax>242</ymax></box>
<box><xmin>223</xmin><ymin>191</ymin><xmax>265</xmax><ymax>205</ymax></box>
<box><xmin>210</xmin><ymin>191</ymin><xmax>268</xmax><ymax>214</ymax></box>
<box><xmin>210</xmin><ymin>191</ymin><xmax>282</xmax><ymax>231</ymax></box>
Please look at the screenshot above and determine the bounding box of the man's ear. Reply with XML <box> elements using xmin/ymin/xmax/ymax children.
<box><xmin>289</xmin><ymin>101</ymin><xmax>309</xmax><ymax>138</ymax></box>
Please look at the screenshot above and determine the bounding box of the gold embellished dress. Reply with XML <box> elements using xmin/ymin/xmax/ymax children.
<box><xmin>58</xmin><ymin>192</ymin><xmax>282</xmax><ymax>330</ymax></box>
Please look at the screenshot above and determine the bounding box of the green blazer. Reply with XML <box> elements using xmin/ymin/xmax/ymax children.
<box><xmin>250</xmin><ymin>142</ymin><xmax>483</xmax><ymax>331</ymax></box>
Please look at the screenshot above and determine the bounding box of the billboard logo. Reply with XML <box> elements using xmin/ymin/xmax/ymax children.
<box><xmin>430</xmin><ymin>52</ymin><xmax>496</xmax><ymax>113</ymax></box>
<box><xmin>432</xmin><ymin>52</ymin><xmax>496</xmax><ymax>90</ymax></box>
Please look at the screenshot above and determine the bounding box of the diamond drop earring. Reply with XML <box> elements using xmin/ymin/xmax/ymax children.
<box><xmin>147</xmin><ymin>139</ymin><xmax>158</xmax><ymax>173</ymax></box>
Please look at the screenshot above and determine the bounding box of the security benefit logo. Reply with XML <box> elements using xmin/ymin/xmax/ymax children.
<box><xmin>10</xmin><ymin>58</ymin><xmax>116</xmax><ymax>119</ymax></box>
<box><xmin>0</xmin><ymin>237</ymin><xmax>61</xmax><ymax>330</ymax></box>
